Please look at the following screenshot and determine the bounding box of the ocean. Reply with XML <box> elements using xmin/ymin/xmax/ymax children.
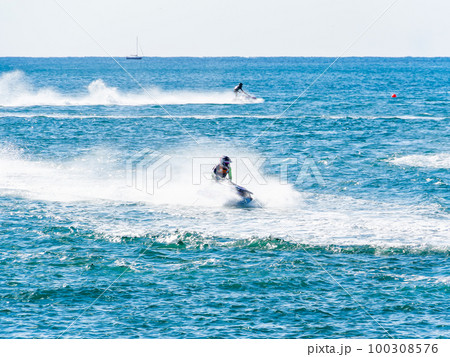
<box><xmin>0</xmin><ymin>57</ymin><xmax>448</xmax><ymax>338</ymax></box>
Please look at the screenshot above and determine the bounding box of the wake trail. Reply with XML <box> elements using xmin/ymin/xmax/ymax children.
<box><xmin>0</xmin><ymin>71</ymin><xmax>263</xmax><ymax>107</ymax></box>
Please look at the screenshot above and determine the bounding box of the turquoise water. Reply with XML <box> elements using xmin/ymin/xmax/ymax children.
<box><xmin>0</xmin><ymin>57</ymin><xmax>449</xmax><ymax>338</ymax></box>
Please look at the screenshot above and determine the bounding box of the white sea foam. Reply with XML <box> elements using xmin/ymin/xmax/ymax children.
<box><xmin>0</xmin><ymin>71</ymin><xmax>263</xmax><ymax>107</ymax></box>
<box><xmin>0</xmin><ymin>113</ymin><xmax>278</xmax><ymax>120</ymax></box>
<box><xmin>327</xmin><ymin>115</ymin><xmax>447</xmax><ymax>121</ymax></box>
<box><xmin>389</xmin><ymin>153</ymin><xmax>450</xmax><ymax>169</ymax></box>
<box><xmin>0</xmin><ymin>142</ymin><xmax>297</xmax><ymax>207</ymax></box>
<box><xmin>1</xmin><ymin>143</ymin><xmax>449</xmax><ymax>248</ymax></box>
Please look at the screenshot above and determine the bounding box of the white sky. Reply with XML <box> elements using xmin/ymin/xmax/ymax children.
<box><xmin>0</xmin><ymin>0</ymin><xmax>449</xmax><ymax>57</ymax></box>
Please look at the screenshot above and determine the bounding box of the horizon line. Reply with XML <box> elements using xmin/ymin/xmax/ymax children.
<box><xmin>1</xmin><ymin>55</ymin><xmax>449</xmax><ymax>59</ymax></box>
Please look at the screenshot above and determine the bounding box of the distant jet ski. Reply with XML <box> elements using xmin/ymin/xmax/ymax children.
<box><xmin>233</xmin><ymin>82</ymin><xmax>257</xmax><ymax>100</ymax></box>
<box><xmin>239</xmin><ymin>92</ymin><xmax>257</xmax><ymax>100</ymax></box>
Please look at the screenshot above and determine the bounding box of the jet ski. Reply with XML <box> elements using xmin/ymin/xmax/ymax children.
<box><xmin>232</xmin><ymin>183</ymin><xmax>253</xmax><ymax>204</ymax></box>
<box><xmin>211</xmin><ymin>156</ymin><xmax>255</xmax><ymax>206</ymax></box>
<box><xmin>213</xmin><ymin>179</ymin><xmax>254</xmax><ymax>205</ymax></box>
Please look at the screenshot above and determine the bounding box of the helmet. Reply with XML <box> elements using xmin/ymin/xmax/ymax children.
<box><xmin>220</xmin><ymin>155</ymin><xmax>231</xmax><ymax>166</ymax></box>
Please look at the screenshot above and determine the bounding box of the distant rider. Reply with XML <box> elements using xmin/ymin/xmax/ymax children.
<box><xmin>233</xmin><ymin>83</ymin><xmax>243</xmax><ymax>95</ymax></box>
<box><xmin>212</xmin><ymin>156</ymin><xmax>232</xmax><ymax>181</ymax></box>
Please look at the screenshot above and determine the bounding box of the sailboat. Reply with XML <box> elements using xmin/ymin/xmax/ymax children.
<box><xmin>126</xmin><ymin>37</ymin><xmax>143</xmax><ymax>60</ymax></box>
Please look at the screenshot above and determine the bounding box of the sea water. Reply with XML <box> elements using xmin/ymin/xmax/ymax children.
<box><xmin>0</xmin><ymin>57</ymin><xmax>448</xmax><ymax>338</ymax></box>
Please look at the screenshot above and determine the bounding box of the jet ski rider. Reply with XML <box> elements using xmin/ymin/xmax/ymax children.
<box><xmin>213</xmin><ymin>156</ymin><xmax>232</xmax><ymax>181</ymax></box>
<box><xmin>233</xmin><ymin>83</ymin><xmax>243</xmax><ymax>95</ymax></box>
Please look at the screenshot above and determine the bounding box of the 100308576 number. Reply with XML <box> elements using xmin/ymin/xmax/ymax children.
<box><xmin>368</xmin><ymin>344</ymin><xmax>439</xmax><ymax>354</ymax></box>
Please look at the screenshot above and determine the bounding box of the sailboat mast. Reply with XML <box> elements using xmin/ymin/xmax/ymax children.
<box><xmin>126</xmin><ymin>36</ymin><xmax>142</xmax><ymax>59</ymax></box>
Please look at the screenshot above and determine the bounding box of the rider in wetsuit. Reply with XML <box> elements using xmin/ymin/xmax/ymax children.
<box><xmin>233</xmin><ymin>83</ymin><xmax>243</xmax><ymax>95</ymax></box>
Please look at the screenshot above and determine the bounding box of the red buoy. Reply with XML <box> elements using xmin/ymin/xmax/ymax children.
<box><xmin>391</xmin><ymin>94</ymin><xmax>397</xmax><ymax>98</ymax></box>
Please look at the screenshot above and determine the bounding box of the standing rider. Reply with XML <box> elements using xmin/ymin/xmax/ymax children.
<box><xmin>213</xmin><ymin>156</ymin><xmax>232</xmax><ymax>181</ymax></box>
<box><xmin>233</xmin><ymin>83</ymin><xmax>243</xmax><ymax>95</ymax></box>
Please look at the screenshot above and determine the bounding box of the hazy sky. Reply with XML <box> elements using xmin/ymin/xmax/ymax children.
<box><xmin>1</xmin><ymin>0</ymin><xmax>449</xmax><ymax>57</ymax></box>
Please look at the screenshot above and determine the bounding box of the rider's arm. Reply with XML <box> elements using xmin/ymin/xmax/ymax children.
<box><xmin>228</xmin><ymin>167</ymin><xmax>232</xmax><ymax>181</ymax></box>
